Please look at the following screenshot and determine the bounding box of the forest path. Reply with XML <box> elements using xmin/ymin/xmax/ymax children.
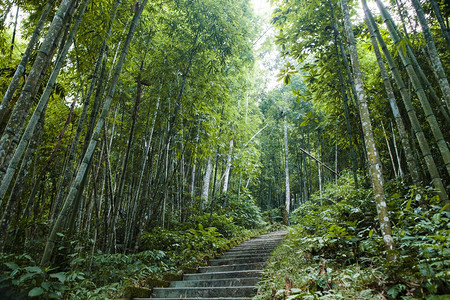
<box><xmin>137</xmin><ymin>230</ymin><xmax>286</xmax><ymax>299</ymax></box>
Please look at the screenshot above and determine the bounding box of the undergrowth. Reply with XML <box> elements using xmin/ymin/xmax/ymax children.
<box><xmin>0</xmin><ymin>193</ymin><xmax>268</xmax><ymax>299</ymax></box>
<box><xmin>255</xmin><ymin>173</ymin><xmax>450</xmax><ymax>299</ymax></box>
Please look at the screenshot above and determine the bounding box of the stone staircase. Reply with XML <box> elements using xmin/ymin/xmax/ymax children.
<box><xmin>136</xmin><ymin>230</ymin><xmax>285</xmax><ymax>300</ymax></box>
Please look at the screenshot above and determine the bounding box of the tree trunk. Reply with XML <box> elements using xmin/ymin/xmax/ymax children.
<box><xmin>342</xmin><ymin>0</ymin><xmax>395</xmax><ymax>254</ymax></box>
<box><xmin>0</xmin><ymin>0</ymin><xmax>56</xmax><ymax>125</ymax></box>
<box><xmin>0</xmin><ymin>106</ymin><xmax>44</xmax><ymax>251</ymax></box>
<box><xmin>410</xmin><ymin>0</ymin><xmax>450</xmax><ymax>111</ymax></box>
<box><xmin>53</xmin><ymin>0</ymin><xmax>120</xmax><ymax>222</ymax></box>
<box><xmin>40</xmin><ymin>0</ymin><xmax>148</xmax><ymax>266</ymax></box>
<box><xmin>363</xmin><ymin>1</ymin><xmax>420</xmax><ymax>184</ymax></box>
<box><xmin>283</xmin><ymin>115</ymin><xmax>290</xmax><ymax>226</ymax></box>
<box><xmin>429</xmin><ymin>0</ymin><xmax>450</xmax><ymax>49</ymax></box>
<box><xmin>201</xmin><ymin>157</ymin><xmax>212</xmax><ymax>208</ymax></box>
<box><xmin>391</xmin><ymin>122</ymin><xmax>404</xmax><ymax>178</ymax></box>
<box><xmin>0</xmin><ymin>0</ymin><xmax>76</xmax><ymax>170</ymax></box>
<box><xmin>375</xmin><ymin>0</ymin><xmax>450</xmax><ymax>177</ymax></box>
<box><xmin>132</xmin><ymin>96</ymin><xmax>160</xmax><ymax>252</ymax></box>
<box><xmin>365</xmin><ymin>3</ymin><xmax>448</xmax><ymax>205</ymax></box>
<box><xmin>0</xmin><ymin>0</ymin><xmax>88</xmax><ymax>202</ymax></box>
<box><xmin>381</xmin><ymin>121</ymin><xmax>398</xmax><ymax>177</ymax></box>
<box><xmin>328</xmin><ymin>0</ymin><xmax>359</xmax><ymax>188</ymax></box>
<box><xmin>222</xmin><ymin>139</ymin><xmax>233</xmax><ymax>193</ymax></box>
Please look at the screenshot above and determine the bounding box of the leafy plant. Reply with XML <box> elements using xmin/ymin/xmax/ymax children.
<box><xmin>255</xmin><ymin>177</ymin><xmax>450</xmax><ymax>299</ymax></box>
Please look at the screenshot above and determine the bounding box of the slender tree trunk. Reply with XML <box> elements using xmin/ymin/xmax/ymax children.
<box><xmin>0</xmin><ymin>0</ymin><xmax>76</xmax><ymax>170</ymax></box>
<box><xmin>133</xmin><ymin>97</ymin><xmax>160</xmax><ymax>252</ymax></box>
<box><xmin>40</xmin><ymin>0</ymin><xmax>148</xmax><ymax>266</ymax></box>
<box><xmin>9</xmin><ymin>6</ymin><xmax>19</xmax><ymax>59</ymax></box>
<box><xmin>53</xmin><ymin>0</ymin><xmax>120</xmax><ymax>221</ymax></box>
<box><xmin>429</xmin><ymin>0</ymin><xmax>450</xmax><ymax>49</ymax></box>
<box><xmin>0</xmin><ymin>0</ymin><xmax>56</xmax><ymax>125</ymax></box>
<box><xmin>283</xmin><ymin>115</ymin><xmax>290</xmax><ymax>226</ymax></box>
<box><xmin>395</xmin><ymin>0</ymin><xmax>450</xmax><ymax>123</ymax></box>
<box><xmin>365</xmin><ymin>4</ymin><xmax>448</xmax><ymax>205</ymax></box>
<box><xmin>376</xmin><ymin>0</ymin><xmax>450</xmax><ymax>177</ymax></box>
<box><xmin>381</xmin><ymin>121</ymin><xmax>398</xmax><ymax>177</ymax></box>
<box><xmin>25</xmin><ymin>99</ymin><xmax>77</xmax><ymax>209</ymax></box>
<box><xmin>328</xmin><ymin>0</ymin><xmax>359</xmax><ymax>188</ymax></box>
<box><xmin>342</xmin><ymin>0</ymin><xmax>395</xmax><ymax>254</ymax></box>
<box><xmin>0</xmin><ymin>0</ymin><xmax>88</xmax><ymax>203</ymax></box>
<box><xmin>363</xmin><ymin>2</ymin><xmax>419</xmax><ymax>183</ymax></box>
<box><xmin>201</xmin><ymin>158</ymin><xmax>212</xmax><ymax>208</ymax></box>
<box><xmin>391</xmin><ymin>122</ymin><xmax>404</xmax><ymax>177</ymax></box>
<box><xmin>222</xmin><ymin>139</ymin><xmax>233</xmax><ymax>193</ymax></box>
<box><xmin>122</xmin><ymin>57</ymin><xmax>149</xmax><ymax>250</ymax></box>
<box><xmin>410</xmin><ymin>0</ymin><xmax>450</xmax><ymax>111</ymax></box>
<box><xmin>0</xmin><ymin>107</ymin><xmax>44</xmax><ymax>251</ymax></box>
<box><xmin>0</xmin><ymin>2</ymin><xmax>12</xmax><ymax>25</ymax></box>
<box><xmin>410</xmin><ymin>47</ymin><xmax>450</xmax><ymax>124</ymax></box>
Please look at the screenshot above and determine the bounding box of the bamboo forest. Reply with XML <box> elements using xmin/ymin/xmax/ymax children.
<box><xmin>0</xmin><ymin>0</ymin><xmax>449</xmax><ymax>298</ymax></box>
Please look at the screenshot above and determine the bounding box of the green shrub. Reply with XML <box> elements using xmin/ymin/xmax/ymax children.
<box><xmin>214</xmin><ymin>190</ymin><xmax>266</xmax><ymax>229</ymax></box>
<box><xmin>196</xmin><ymin>213</ymin><xmax>240</xmax><ymax>238</ymax></box>
<box><xmin>256</xmin><ymin>177</ymin><xmax>450</xmax><ymax>299</ymax></box>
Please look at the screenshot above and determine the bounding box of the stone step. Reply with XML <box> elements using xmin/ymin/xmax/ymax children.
<box><xmin>142</xmin><ymin>298</ymin><xmax>251</xmax><ymax>300</ymax></box>
<box><xmin>140</xmin><ymin>230</ymin><xmax>286</xmax><ymax>299</ymax></box>
<box><xmin>228</xmin><ymin>243</ymin><xmax>280</xmax><ymax>248</ymax></box>
<box><xmin>183</xmin><ymin>270</ymin><xmax>263</xmax><ymax>281</ymax></box>
<box><xmin>236</xmin><ymin>239</ymin><xmax>283</xmax><ymax>244</ymax></box>
<box><xmin>152</xmin><ymin>286</ymin><xmax>257</xmax><ymax>298</ymax></box>
<box><xmin>224</xmin><ymin>246</ymin><xmax>276</xmax><ymax>252</ymax></box>
<box><xmin>220</xmin><ymin>253</ymin><xmax>270</xmax><ymax>259</ymax></box>
<box><xmin>230</xmin><ymin>243</ymin><xmax>280</xmax><ymax>249</ymax></box>
<box><xmin>199</xmin><ymin>262</ymin><xmax>265</xmax><ymax>273</ymax></box>
<box><xmin>210</xmin><ymin>256</ymin><xmax>268</xmax><ymax>266</ymax></box>
<box><xmin>230</xmin><ymin>241</ymin><xmax>279</xmax><ymax>246</ymax></box>
<box><xmin>220</xmin><ymin>249</ymin><xmax>273</xmax><ymax>257</ymax></box>
<box><xmin>170</xmin><ymin>277</ymin><xmax>260</xmax><ymax>288</ymax></box>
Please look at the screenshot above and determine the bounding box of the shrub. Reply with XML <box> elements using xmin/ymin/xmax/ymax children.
<box><xmin>256</xmin><ymin>177</ymin><xmax>450</xmax><ymax>299</ymax></box>
<box><xmin>214</xmin><ymin>190</ymin><xmax>266</xmax><ymax>229</ymax></box>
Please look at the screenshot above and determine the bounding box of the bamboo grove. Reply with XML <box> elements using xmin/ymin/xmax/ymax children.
<box><xmin>259</xmin><ymin>0</ymin><xmax>449</xmax><ymax>253</ymax></box>
<box><xmin>0</xmin><ymin>0</ymin><xmax>263</xmax><ymax>266</ymax></box>
<box><xmin>0</xmin><ymin>0</ymin><xmax>449</xmax><ymax>278</ymax></box>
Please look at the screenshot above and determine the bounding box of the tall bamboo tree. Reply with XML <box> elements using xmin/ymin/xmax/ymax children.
<box><xmin>341</xmin><ymin>0</ymin><xmax>394</xmax><ymax>253</ymax></box>
<box><xmin>362</xmin><ymin>0</ymin><xmax>420</xmax><ymax>185</ymax></box>
<box><xmin>40</xmin><ymin>0</ymin><xmax>148</xmax><ymax>266</ymax></box>
<box><xmin>364</xmin><ymin>3</ymin><xmax>448</xmax><ymax>204</ymax></box>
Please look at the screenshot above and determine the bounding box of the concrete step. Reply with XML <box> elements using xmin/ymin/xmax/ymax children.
<box><xmin>227</xmin><ymin>243</ymin><xmax>279</xmax><ymax>249</ymax></box>
<box><xmin>224</xmin><ymin>247</ymin><xmax>276</xmax><ymax>253</ymax></box>
<box><xmin>142</xmin><ymin>298</ymin><xmax>251</xmax><ymax>300</ymax></box>
<box><xmin>183</xmin><ymin>270</ymin><xmax>263</xmax><ymax>281</ymax></box>
<box><xmin>210</xmin><ymin>256</ymin><xmax>268</xmax><ymax>266</ymax></box>
<box><xmin>170</xmin><ymin>277</ymin><xmax>260</xmax><ymax>288</ymax></box>
<box><xmin>141</xmin><ymin>230</ymin><xmax>286</xmax><ymax>299</ymax></box>
<box><xmin>219</xmin><ymin>252</ymin><xmax>270</xmax><ymax>259</ymax></box>
<box><xmin>152</xmin><ymin>286</ymin><xmax>257</xmax><ymax>298</ymax></box>
<box><xmin>199</xmin><ymin>262</ymin><xmax>265</xmax><ymax>273</ymax></box>
<box><xmin>226</xmin><ymin>247</ymin><xmax>277</xmax><ymax>253</ymax></box>
<box><xmin>228</xmin><ymin>241</ymin><xmax>282</xmax><ymax>247</ymax></box>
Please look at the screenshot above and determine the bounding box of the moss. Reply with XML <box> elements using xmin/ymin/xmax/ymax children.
<box><xmin>181</xmin><ymin>266</ymin><xmax>197</xmax><ymax>274</ymax></box>
<box><xmin>162</xmin><ymin>271</ymin><xmax>183</xmax><ymax>282</ymax></box>
<box><xmin>122</xmin><ymin>286</ymin><xmax>152</xmax><ymax>299</ymax></box>
<box><xmin>144</xmin><ymin>277</ymin><xmax>169</xmax><ymax>288</ymax></box>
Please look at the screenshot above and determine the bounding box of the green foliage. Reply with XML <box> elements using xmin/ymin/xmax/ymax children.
<box><xmin>139</xmin><ymin>216</ymin><xmax>258</xmax><ymax>270</ymax></box>
<box><xmin>214</xmin><ymin>190</ymin><xmax>266</xmax><ymax>229</ymax></box>
<box><xmin>0</xmin><ymin>225</ymin><xmax>262</xmax><ymax>299</ymax></box>
<box><xmin>196</xmin><ymin>213</ymin><xmax>240</xmax><ymax>238</ymax></box>
<box><xmin>0</xmin><ymin>253</ymin><xmax>81</xmax><ymax>299</ymax></box>
<box><xmin>255</xmin><ymin>176</ymin><xmax>450</xmax><ymax>299</ymax></box>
